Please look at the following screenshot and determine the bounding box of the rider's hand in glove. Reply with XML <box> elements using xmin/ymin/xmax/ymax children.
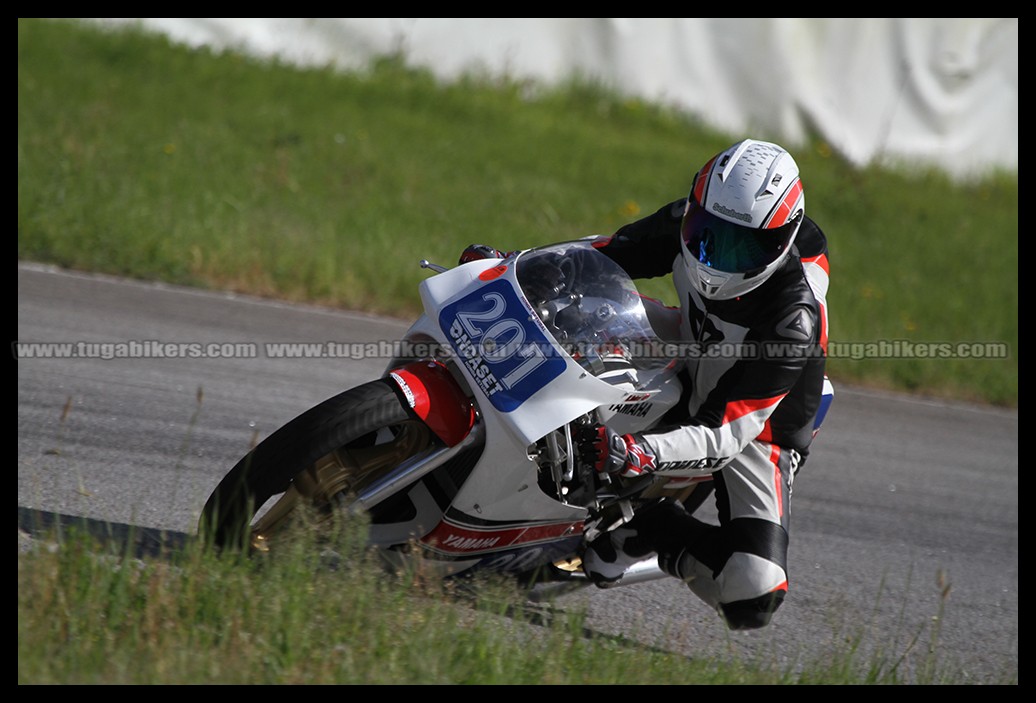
<box><xmin>592</xmin><ymin>425</ymin><xmax>657</xmax><ymax>477</ymax></box>
<box><xmin>458</xmin><ymin>244</ymin><xmax>513</xmax><ymax>266</ymax></box>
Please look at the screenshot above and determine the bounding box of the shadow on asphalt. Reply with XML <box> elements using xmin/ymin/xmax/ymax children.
<box><xmin>18</xmin><ymin>506</ymin><xmax>193</xmax><ymax>559</ymax></box>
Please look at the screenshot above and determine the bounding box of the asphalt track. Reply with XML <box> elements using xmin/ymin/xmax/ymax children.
<box><xmin>16</xmin><ymin>261</ymin><xmax>1018</xmax><ymax>683</ymax></box>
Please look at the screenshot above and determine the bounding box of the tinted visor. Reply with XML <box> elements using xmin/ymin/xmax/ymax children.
<box><xmin>682</xmin><ymin>201</ymin><xmax>800</xmax><ymax>274</ymax></box>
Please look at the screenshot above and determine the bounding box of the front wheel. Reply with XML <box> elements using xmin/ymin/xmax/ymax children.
<box><xmin>199</xmin><ymin>378</ymin><xmax>435</xmax><ymax>551</ymax></box>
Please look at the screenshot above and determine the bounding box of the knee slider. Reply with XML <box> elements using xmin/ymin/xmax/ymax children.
<box><xmin>719</xmin><ymin>589</ymin><xmax>786</xmax><ymax>630</ymax></box>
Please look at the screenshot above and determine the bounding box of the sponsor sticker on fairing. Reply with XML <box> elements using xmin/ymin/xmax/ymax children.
<box><xmin>439</xmin><ymin>279</ymin><xmax>567</xmax><ymax>412</ymax></box>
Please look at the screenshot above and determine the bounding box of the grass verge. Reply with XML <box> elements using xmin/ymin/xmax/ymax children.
<box><xmin>18</xmin><ymin>516</ymin><xmax>1012</xmax><ymax>685</ymax></box>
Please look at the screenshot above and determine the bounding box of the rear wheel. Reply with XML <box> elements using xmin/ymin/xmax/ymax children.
<box><xmin>199</xmin><ymin>378</ymin><xmax>434</xmax><ymax>551</ymax></box>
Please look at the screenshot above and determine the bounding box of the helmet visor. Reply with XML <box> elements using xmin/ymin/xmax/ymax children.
<box><xmin>682</xmin><ymin>201</ymin><xmax>800</xmax><ymax>274</ymax></box>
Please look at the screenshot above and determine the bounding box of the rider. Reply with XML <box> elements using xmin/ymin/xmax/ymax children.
<box><xmin>460</xmin><ymin>138</ymin><xmax>831</xmax><ymax>631</ymax></box>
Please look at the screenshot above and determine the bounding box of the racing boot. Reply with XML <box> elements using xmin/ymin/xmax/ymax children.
<box><xmin>581</xmin><ymin>525</ymin><xmax>655</xmax><ymax>586</ymax></box>
<box><xmin>582</xmin><ymin>498</ymin><xmax>715</xmax><ymax>587</ymax></box>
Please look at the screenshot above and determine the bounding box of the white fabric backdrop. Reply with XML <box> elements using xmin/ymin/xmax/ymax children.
<box><xmin>89</xmin><ymin>18</ymin><xmax>1018</xmax><ymax>180</ymax></box>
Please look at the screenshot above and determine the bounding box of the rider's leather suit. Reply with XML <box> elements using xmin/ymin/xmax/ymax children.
<box><xmin>594</xmin><ymin>197</ymin><xmax>831</xmax><ymax>629</ymax></box>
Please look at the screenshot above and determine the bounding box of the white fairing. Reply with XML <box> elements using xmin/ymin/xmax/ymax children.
<box><xmin>410</xmin><ymin>243</ymin><xmax>682</xmax><ymax>524</ymax></box>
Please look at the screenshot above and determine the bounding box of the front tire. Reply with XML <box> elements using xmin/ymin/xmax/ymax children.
<box><xmin>199</xmin><ymin>378</ymin><xmax>433</xmax><ymax>550</ymax></box>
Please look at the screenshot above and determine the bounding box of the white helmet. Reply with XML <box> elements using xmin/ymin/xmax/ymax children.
<box><xmin>679</xmin><ymin>139</ymin><xmax>805</xmax><ymax>300</ymax></box>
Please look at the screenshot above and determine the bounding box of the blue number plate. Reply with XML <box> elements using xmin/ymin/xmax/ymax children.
<box><xmin>439</xmin><ymin>279</ymin><xmax>567</xmax><ymax>412</ymax></box>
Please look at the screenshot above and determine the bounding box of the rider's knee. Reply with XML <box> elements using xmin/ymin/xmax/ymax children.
<box><xmin>703</xmin><ymin>552</ymin><xmax>788</xmax><ymax>630</ymax></box>
<box><xmin>719</xmin><ymin>588</ymin><xmax>786</xmax><ymax>630</ymax></box>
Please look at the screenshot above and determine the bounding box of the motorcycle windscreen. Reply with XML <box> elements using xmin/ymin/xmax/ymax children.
<box><xmin>514</xmin><ymin>241</ymin><xmax>671</xmax><ymax>379</ymax></box>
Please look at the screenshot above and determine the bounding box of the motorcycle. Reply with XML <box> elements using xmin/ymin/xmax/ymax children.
<box><xmin>199</xmin><ymin>240</ymin><xmax>833</xmax><ymax>593</ymax></box>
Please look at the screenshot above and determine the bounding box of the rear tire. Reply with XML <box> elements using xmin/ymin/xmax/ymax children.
<box><xmin>199</xmin><ymin>378</ymin><xmax>431</xmax><ymax>550</ymax></box>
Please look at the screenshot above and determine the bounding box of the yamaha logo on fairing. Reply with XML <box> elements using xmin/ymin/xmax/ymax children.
<box><xmin>608</xmin><ymin>401</ymin><xmax>652</xmax><ymax>418</ymax></box>
<box><xmin>443</xmin><ymin>534</ymin><xmax>501</xmax><ymax>551</ymax></box>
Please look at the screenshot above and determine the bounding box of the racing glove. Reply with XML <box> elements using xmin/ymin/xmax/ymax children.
<box><xmin>458</xmin><ymin>244</ymin><xmax>514</xmax><ymax>265</ymax></box>
<box><xmin>593</xmin><ymin>426</ymin><xmax>656</xmax><ymax>477</ymax></box>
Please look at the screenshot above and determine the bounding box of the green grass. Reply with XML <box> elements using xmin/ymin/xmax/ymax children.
<box><xmin>20</xmin><ymin>518</ymin><xmax>1007</xmax><ymax>685</ymax></box>
<box><xmin>17</xmin><ymin>19</ymin><xmax>1017</xmax><ymax>406</ymax></box>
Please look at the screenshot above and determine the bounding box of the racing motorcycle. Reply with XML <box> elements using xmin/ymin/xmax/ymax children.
<box><xmin>198</xmin><ymin>240</ymin><xmax>833</xmax><ymax>593</ymax></box>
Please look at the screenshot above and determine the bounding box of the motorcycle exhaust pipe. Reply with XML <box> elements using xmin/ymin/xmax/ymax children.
<box><xmin>528</xmin><ymin>556</ymin><xmax>669</xmax><ymax>601</ymax></box>
<box><xmin>604</xmin><ymin>556</ymin><xmax>670</xmax><ymax>587</ymax></box>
